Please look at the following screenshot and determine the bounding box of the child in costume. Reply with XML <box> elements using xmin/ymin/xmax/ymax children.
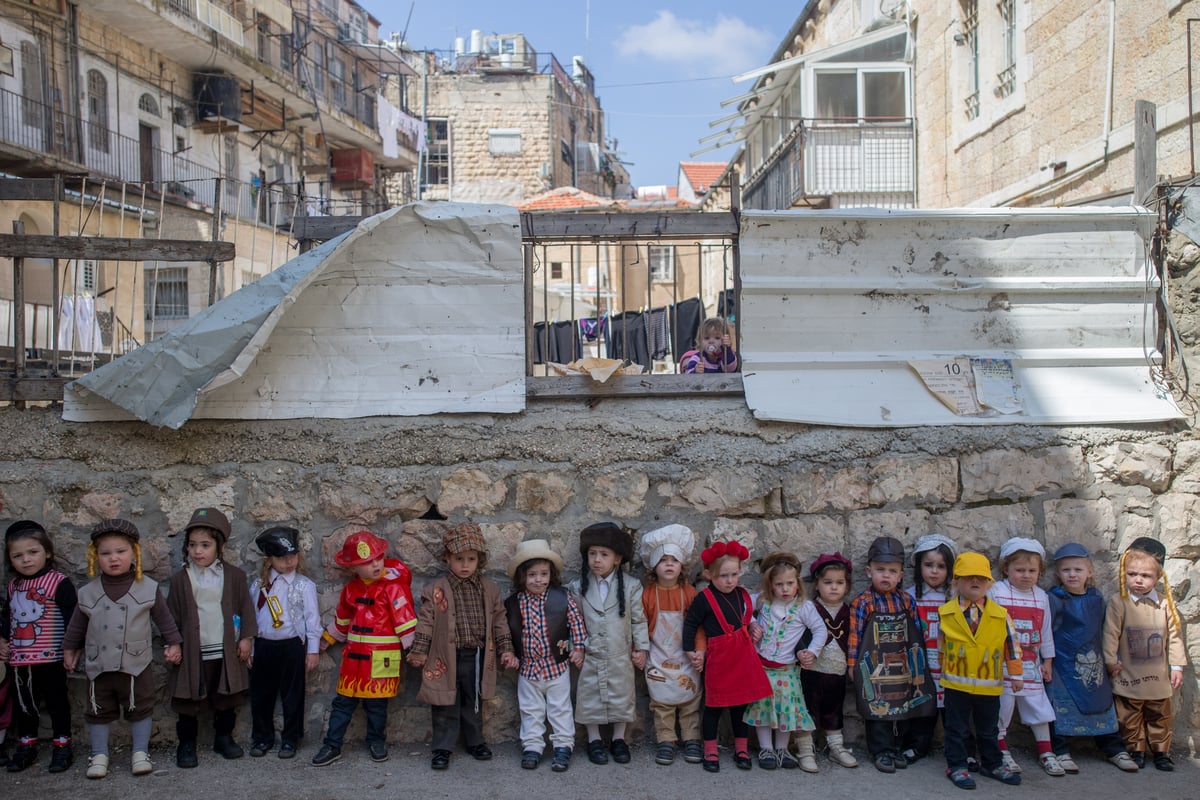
<box><xmin>847</xmin><ymin>536</ymin><xmax>936</xmax><ymax>774</ymax></box>
<box><xmin>311</xmin><ymin>530</ymin><xmax>417</xmax><ymax>767</ymax></box>
<box><xmin>505</xmin><ymin>539</ymin><xmax>587</xmax><ymax>773</ymax></box>
<box><xmin>744</xmin><ymin>551</ymin><xmax>827</xmax><ymax>772</ymax></box>
<box><xmin>63</xmin><ymin>519</ymin><xmax>183</xmax><ymax>778</ymax></box>
<box><xmin>409</xmin><ymin>522</ymin><xmax>516</xmax><ymax>771</ymax></box>
<box><xmin>1</xmin><ymin>520</ymin><xmax>76</xmax><ymax>773</ymax></box>
<box><xmin>638</xmin><ymin>524</ymin><xmax>703</xmax><ymax>766</ymax></box>
<box><xmin>0</xmin><ymin>595</ymin><xmax>10</xmax><ymax>768</ymax></box>
<box><xmin>247</xmin><ymin>526</ymin><xmax>321</xmax><ymax>760</ymax></box>
<box><xmin>168</xmin><ymin>507</ymin><xmax>257</xmax><ymax>768</ymax></box>
<box><xmin>683</xmin><ymin>539</ymin><xmax>770</xmax><ymax>773</ymax></box>
<box><xmin>939</xmin><ymin>552</ymin><xmax>1024</xmax><ymax>789</ymax></box>
<box><xmin>989</xmin><ymin>537</ymin><xmax>1058</xmax><ymax>775</ymax></box>
<box><xmin>902</xmin><ymin>532</ymin><xmax>958</xmax><ymax>765</ymax></box>
<box><xmin>682</xmin><ymin>317</ymin><xmax>739</xmax><ymax>374</ymax></box>
<box><xmin>1103</xmin><ymin>536</ymin><xmax>1186</xmax><ymax>771</ymax></box>
<box><xmin>1047</xmin><ymin>543</ymin><xmax>1138</xmax><ymax>773</ymax></box>
<box><xmin>800</xmin><ymin>552</ymin><xmax>858</xmax><ymax>768</ymax></box>
<box><xmin>569</xmin><ymin>522</ymin><xmax>648</xmax><ymax>766</ymax></box>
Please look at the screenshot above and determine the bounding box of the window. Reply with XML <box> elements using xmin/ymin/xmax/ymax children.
<box><xmin>20</xmin><ymin>41</ymin><xmax>43</xmax><ymax>128</ymax></box>
<box><xmin>488</xmin><ymin>128</ymin><xmax>521</xmax><ymax>155</ymax></box>
<box><xmin>138</xmin><ymin>93</ymin><xmax>159</xmax><ymax>116</ymax></box>
<box><xmin>996</xmin><ymin>0</ymin><xmax>1017</xmax><ymax>98</ymax></box>
<box><xmin>648</xmin><ymin>245</ymin><xmax>674</xmax><ymax>282</ymax></box>
<box><xmin>961</xmin><ymin>0</ymin><xmax>980</xmax><ymax>120</ymax></box>
<box><xmin>86</xmin><ymin>69</ymin><xmax>109</xmax><ymax>152</ymax></box>
<box><xmin>316</xmin><ymin>0</ymin><xmax>338</xmax><ymax>19</ymax></box>
<box><xmin>331</xmin><ymin>57</ymin><xmax>346</xmax><ymax>107</ymax></box>
<box><xmin>257</xmin><ymin>16</ymin><xmax>271</xmax><ymax>65</ymax></box>
<box><xmin>424</xmin><ymin>118</ymin><xmax>449</xmax><ymax>186</ymax></box>
<box><xmin>145</xmin><ymin>267</ymin><xmax>189</xmax><ymax>319</ymax></box>
<box><xmin>223</xmin><ymin>134</ymin><xmax>239</xmax><ymax>199</ymax></box>
<box><xmin>863</xmin><ymin>72</ymin><xmax>906</xmax><ymax>119</ymax></box>
<box><xmin>815</xmin><ymin>72</ymin><xmax>857</xmax><ymax>120</ymax></box>
<box><xmin>550</xmin><ymin>262</ymin><xmax>563</xmax><ymax>280</ymax></box>
<box><xmin>310</xmin><ymin>40</ymin><xmax>325</xmax><ymax>95</ymax></box>
<box><xmin>560</xmin><ymin>138</ymin><xmax>573</xmax><ymax>166</ymax></box>
<box><xmin>80</xmin><ymin>260</ymin><xmax>97</xmax><ymax>292</ymax></box>
<box><xmin>815</xmin><ymin>69</ymin><xmax>907</xmax><ymax>121</ymax></box>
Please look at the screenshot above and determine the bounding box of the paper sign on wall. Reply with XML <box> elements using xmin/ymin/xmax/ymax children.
<box><xmin>908</xmin><ymin>357</ymin><xmax>1024</xmax><ymax>416</ymax></box>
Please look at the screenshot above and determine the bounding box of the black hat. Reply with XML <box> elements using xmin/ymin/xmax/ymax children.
<box><xmin>90</xmin><ymin>518</ymin><xmax>140</xmax><ymax>543</ymax></box>
<box><xmin>256</xmin><ymin>526</ymin><xmax>299</xmax><ymax>557</ymax></box>
<box><xmin>5</xmin><ymin>520</ymin><xmax>46</xmax><ymax>543</ymax></box>
<box><xmin>1126</xmin><ymin>537</ymin><xmax>1167</xmax><ymax>565</ymax></box>
<box><xmin>866</xmin><ymin>536</ymin><xmax>906</xmax><ymax>564</ymax></box>
<box><xmin>579</xmin><ymin>522</ymin><xmax>634</xmax><ymax>562</ymax></box>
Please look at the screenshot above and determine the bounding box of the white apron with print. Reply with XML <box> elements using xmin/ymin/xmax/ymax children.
<box><xmin>644</xmin><ymin>595</ymin><xmax>701</xmax><ymax>705</ymax></box>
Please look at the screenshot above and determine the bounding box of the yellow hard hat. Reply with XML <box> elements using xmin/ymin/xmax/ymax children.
<box><xmin>954</xmin><ymin>551</ymin><xmax>993</xmax><ymax>580</ymax></box>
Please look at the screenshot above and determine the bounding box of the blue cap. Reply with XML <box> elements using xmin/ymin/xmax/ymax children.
<box><xmin>1052</xmin><ymin>542</ymin><xmax>1091</xmax><ymax>560</ymax></box>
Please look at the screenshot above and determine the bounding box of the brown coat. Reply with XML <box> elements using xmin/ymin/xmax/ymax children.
<box><xmin>166</xmin><ymin>563</ymin><xmax>258</xmax><ymax>700</ymax></box>
<box><xmin>412</xmin><ymin>575</ymin><xmax>511</xmax><ymax>706</ymax></box>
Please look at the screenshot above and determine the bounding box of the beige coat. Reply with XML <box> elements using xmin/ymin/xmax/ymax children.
<box><xmin>569</xmin><ymin>573</ymin><xmax>649</xmax><ymax>724</ymax></box>
<box><xmin>412</xmin><ymin>575</ymin><xmax>510</xmax><ymax>706</ymax></box>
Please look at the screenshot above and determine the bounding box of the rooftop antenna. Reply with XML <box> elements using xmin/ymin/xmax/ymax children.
<box><xmin>400</xmin><ymin>1</ymin><xmax>415</xmax><ymax>47</ymax></box>
<box><xmin>585</xmin><ymin>0</ymin><xmax>590</xmax><ymax>64</ymax></box>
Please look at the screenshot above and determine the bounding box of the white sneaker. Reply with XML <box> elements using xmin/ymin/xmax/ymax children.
<box><xmin>1001</xmin><ymin>749</ymin><xmax>1022</xmax><ymax>772</ymax></box>
<box><xmin>1057</xmin><ymin>753</ymin><xmax>1079</xmax><ymax>773</ymax></box>
<box><xmin>86</xmin><ymin>753</ymin><xmax>109</xmax><ymax>779</ymax></box>
<box><xmin>131</xmin><ymin>751</ymin><xmax>153</xmax><ymax>776</ymax></box>
<box><xmin>1108</xmin><ymin>752</ymin><xmax>1140</xmax><ymax>772</ymax></box>
<box><xmin>1040</xmin><ymin>752</ymin><xmax>1066</xmax><ymax>776</ymax></box>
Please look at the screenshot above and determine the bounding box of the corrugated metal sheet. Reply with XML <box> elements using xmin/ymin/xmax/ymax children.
<box><xmin>739</xmin><ymin>207</ymin><xmax>1184</xmax><ymax>426</ymax></box>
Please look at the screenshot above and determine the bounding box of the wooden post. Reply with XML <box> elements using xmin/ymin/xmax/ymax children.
<box><xmin>12</xmin><ymin>220</ymin><xmax>26</xmax><ymax>381</ymax></box>
<box><xmin>1133</xmin><ymin>100</ymin><xmax>1157</xmax><ymax>207</ymax></box>
<box><xmin>209</xmin><ymin>178</ymin><xmax>222</xmax><ymax>306</ymax></box>
<box><xmin>52</xmin><ymin>173</ymin><xmax>61</xmax><ymax>375</ymax></box>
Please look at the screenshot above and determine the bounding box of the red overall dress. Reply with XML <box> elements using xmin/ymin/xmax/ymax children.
<box><xmin>699</xmin><ymin>587</ymin><xmax>770</xmax><ymax>707</ymax></box>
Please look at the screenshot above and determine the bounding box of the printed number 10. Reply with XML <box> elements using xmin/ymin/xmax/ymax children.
<box><xmin>943</xmin><ymin>362</ymin><xmax>961</xmax><ymax>375</ymax></box>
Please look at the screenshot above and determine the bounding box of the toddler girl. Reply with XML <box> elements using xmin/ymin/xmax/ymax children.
<box><xmin>903</xmin><ymin>532</ymin><xmax>957</xmax><ymax>765</ymax></box>
<box><xmin>247</xmin><ymin>526</ymin><xmax>321</xmax><ymax>759</ymax></box>
<box><xmin>1103</xmin><ymin>537</ymin><xmax>1186</xmax><ymax>771</ymax></box>
<box><xmin>800</xmin><ymin>552</ymin><xmax>857</xmax><ymax>768</ymax></box>
<box><xmin>168</xmin><ymin>507</ymin><xmax>258</xmax><ymax>768</ymax></box>
<box><xmin>683</xmin><ymin>539</ymin><xmax>770</xmax><ymax>773</ymax></box>
<box><xmin>62</xmin><ymin>519</ymin><xmax>183</xmax><ymax>778</ymax></box>
<box><xmin>1047</xmin><ymin>543</ymin><xmax>1137</xmax><ymax>773</ymax></box>
<box><xmin>989</xmin><ymin>537</ymin><xmax>1057</xmax><ymax>775</ymax></box>
<box><xmin>744</xmin><ymin>552</ymin><xmax>827</xmax><ymax>772</ymax></box>
<box><xmin>682</xmin><ymin>317</ymin><xmax>739</xmax><ymax>374</ymax></box>
<box><xmin>638</xmin><ymin>524</ymin><xmax>703</xmax><ymax>766</ymax></box>
<box><xmin>570</xmin><ymin>522</ymin><xmax>648</xmax><ymax>765</ymax></box>
<box><xmin>504</xmin><ymin>539</ymin><xmax>587</xmax><ymax>773</ymax></box>
<box><xmin>1</xmin><ymin>520</ymin><xmax>76</xmax><ymax>773</ymax></box>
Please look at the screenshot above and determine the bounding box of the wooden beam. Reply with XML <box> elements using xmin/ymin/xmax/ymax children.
<box><xmin>522</xmin><ymin>211</ymin><xmax>739</xmax><ymax>241</ymax></box>
<box><xmin>526</xmin><ymin>373</ymin><xmax>744</xmax><ymax>398</ymax></box>
<box><xmin>0</xmin><ymin>179</ymin><xmax>58</xmax><ymax>201</ymax></box>
<box><xmin>0</xmin><ymin>376</ymin><xmax>72</xmax><ymax>403</ymax></box>
<box><xmin>0</xmin><ymin>235</ymin><xmax>235</xmax><ymax>262</ymax></box>
<box><xmin>291</xmin><ymin>215</ymin><xmax>364</xmax><ymax>241</ymax></box>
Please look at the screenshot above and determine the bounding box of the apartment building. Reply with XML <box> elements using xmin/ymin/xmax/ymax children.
<box><xmin>0</xmin><ymin>0</ymin><xmax>422</xmax><ymax>352</ymax></box>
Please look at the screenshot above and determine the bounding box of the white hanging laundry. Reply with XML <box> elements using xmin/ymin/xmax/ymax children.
<box><xmin>58</xmin><ymin>294</ymin><xmax>75</xmax><ymax>350</ymax></box>
<box><xmin>74</xmin><ymin>294</ymin><xmax>102</xmax><ymax>352</ymax></box>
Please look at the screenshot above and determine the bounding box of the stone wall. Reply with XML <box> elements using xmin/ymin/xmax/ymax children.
<box><xmin>0</xmin><ymin>404</ymin><xmax>1196</xmax><ymax>750</ymax></box>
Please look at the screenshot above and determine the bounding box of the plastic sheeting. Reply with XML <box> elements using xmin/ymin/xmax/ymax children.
<box><xmin>64</xmin><ymin>202</ymin><xmax>525</xmax><ymax>428</ymax></box>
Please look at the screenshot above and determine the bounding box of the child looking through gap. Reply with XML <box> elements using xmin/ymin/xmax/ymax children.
<box><xmin>682</xmin><ymin>317</ymin><xmax>739</xmax><ymax>374</ymax></box>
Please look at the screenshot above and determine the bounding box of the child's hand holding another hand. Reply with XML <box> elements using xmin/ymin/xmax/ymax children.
<box><xmin>631</xmin><ymin>649</ymin><xmax>647</xmax><ymax>670</ymax></box>
<box><xmin>687</xmin><ymin>650</ymin><xmax>705</xmax><ymax>672</ymax></box>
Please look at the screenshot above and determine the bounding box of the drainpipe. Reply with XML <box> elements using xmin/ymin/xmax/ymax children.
<box><xmin>1102</xmin><ymin>0</ymin><xmax>1115</xmax><ymax>158</ymax></box>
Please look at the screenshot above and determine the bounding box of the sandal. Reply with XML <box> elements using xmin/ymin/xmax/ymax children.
<box><xmin>734</xmin><ymin>750</ymin><xmax>752</xmax><ymax>770</ymax></box>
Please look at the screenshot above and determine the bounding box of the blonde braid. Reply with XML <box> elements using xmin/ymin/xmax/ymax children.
<box><xmin>1160</xmin><ymin>569</ymin><xmax>1183</xmax><ymax>636</ymax></box>
<box><xmin>1118</xmin><ymin>550</ymin><xmax>1129</xmax><ymax>600</ymax></box>
<box><xmin>133</xmin><ymin>542</ymin><xmax>143</xmax><ymax>581</ymax></box>
<box><xmin>87</xmin><ymin>542</ymin><xmax>98</xmax><ymax>577</ymax></box>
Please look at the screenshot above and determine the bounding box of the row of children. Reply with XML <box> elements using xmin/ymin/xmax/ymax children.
<box><xmin>0</xmin><ymin>512</ymin><xmax>1187</xmax><ymax>789</ymax></box>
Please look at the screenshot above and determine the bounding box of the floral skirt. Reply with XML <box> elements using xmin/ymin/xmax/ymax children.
<box><xmin>743</xmin><ymin>664</ymin><xmax>814</xmax><ymax>732</ymax></box>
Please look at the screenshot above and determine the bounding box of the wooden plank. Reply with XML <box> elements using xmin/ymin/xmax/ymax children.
<box><xmin>291</xmin><ymin>215</ymin><xmax>364</xmax><ymax>241</ymax></box>
<box><xmin>526</xmin><ymin>373</ymin><xmax>744</xmax><ymax>398</ymax></box>
<box><xmin>1133</xmin><ymin>100</ymin><xmax>1157</xmax><ymax>206</ymax></box>
<box><xmin>0</xmin><ymin>179</ymin><xmax>58</xmax><ymax>201</ymax></box>
<box><xmin>0</xmin><ymin>235</ymin><xmax>235</xmax><ymax>262</ymax></box>
<box><xmin>522</xmin><ymin>211</ymin><xmax>738</xmax><ymax>241</ymax></box>
<box><xmin>0</xmin><ymin>376</ymin><xmax>71</xmax><ymax>402</ymax></box>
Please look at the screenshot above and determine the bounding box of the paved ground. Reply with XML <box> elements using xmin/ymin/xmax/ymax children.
<box><xmin>4</xmin><ymin>740</ymin><xmax>1197</xmax><ymax>800</ymax></box>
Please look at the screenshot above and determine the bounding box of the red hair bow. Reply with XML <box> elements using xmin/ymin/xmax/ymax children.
<box><xmin>700</xmin><ymin>540</ymin><xmax>749</xmax><ymax>565</ymax></box>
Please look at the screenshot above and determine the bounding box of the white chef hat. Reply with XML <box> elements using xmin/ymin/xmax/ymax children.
<box><xmin>999</xmin><ymin>537</ymin><xmax>1045</xmax><ymax>561</ymax></box>
<box><xmin>911</xmin><ymin>532</ymin><xmax>958</xmax><ymax>564</ymax></box>
<box><xmin>638</xmin><ymin>524</ymin><xmax>696</xmax><ymax>569</ymax></box>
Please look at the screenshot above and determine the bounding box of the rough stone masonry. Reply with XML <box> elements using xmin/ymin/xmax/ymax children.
<box><xmin>0</xmin><ymin>401</ymin><xmax>1197</xmax><ymax>753</ymax></box>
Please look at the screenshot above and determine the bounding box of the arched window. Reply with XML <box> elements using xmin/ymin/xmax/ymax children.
<box><xmin>86</xmin><ymin>69</ymin><xmax>110</xmax><ymax>152</ymax></box>
<box><xmin>138</xmin><ymin>93</ymin><xmax>160</xmax><ymax>116</ymax></box>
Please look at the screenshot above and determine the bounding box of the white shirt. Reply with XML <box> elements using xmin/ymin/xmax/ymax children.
<box><xmin>252</xmin><ymin>569</ymin><xmax>322</xmax><ymax>653</ymax></box>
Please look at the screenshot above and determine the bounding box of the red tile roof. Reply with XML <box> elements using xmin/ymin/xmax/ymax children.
<box><xmin>518</xmin><ymin>187</ymin><xmax>621</xmax><ymax>211</ymax></box>
<box><xmin>679</xmin><ymin>162</ymin><xmax>726</xmax><ymax>194</ymax></box>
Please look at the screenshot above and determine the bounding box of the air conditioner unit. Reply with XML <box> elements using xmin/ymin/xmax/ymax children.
<box><xmin>861</xmin><ymin>0</ymin><xmax>905</xmax><ymax>31</ymax></box>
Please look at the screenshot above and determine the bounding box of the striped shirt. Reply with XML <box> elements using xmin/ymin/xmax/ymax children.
<box><xmin>847</xmin><ymin>587</ymin><xmax>917</xmax><ymax>671</ymax></box>
<box><xmin>516</xmin><ymin>590</ymin><xmax>587</xmax><ymax>681</ymax></box>
<box><xmin>4</xmin><ymin>568</ymin><xmax>76</xmax><ymax>665</ymax></box>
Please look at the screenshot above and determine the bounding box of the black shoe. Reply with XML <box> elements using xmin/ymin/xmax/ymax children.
<box><xmin>368</xmin><ymin>741</ymin><xmax>388</xmax><ymax>762</ymax></box>
<box><xmin>1130</xmin><ymin>750</ymin><xmax>1146</xmax><ymax>769</ymax></box>
<box><xmin>982</xmin><ymin>765</ymin><xmax>1022</xmax><ymax>785</ymax></box>
<box><xmin>587</xmin><ymin>739</ymin><xmax>609</xmax><ymax>765</ymax></box>
<box><xmin>611</xmin><ymin>739</ymin><xmax>631</xmax><ymax>764</ymax></box>
<box><xmin>947</xmin><ymin>767</ymin><xmax>977</xmax><ymax>790</ymax></box>
<box><xmin>891</xmin><ymin>750</ymin><xmax>908</xmax><ymax>769</ymax></box>
<box><xmin>966</xmin><ymin>756</ymin><xmax>981</xmax><ymax>773</ymax></box>
<box><xmin>703</xmin><ymin>756</ymin><xmax>720</xmax><ymax>773</ymax></box>
<box><xmin>6</xmin><ymin>744</ymin><xmax>37</xmax><ymax>773</ymax></box>
<box><xmin>249</xmin><ymin>740</ymin><xmax>273</xmax><ymax>758</ymax></box>
<box><xmin>278</xmin><ymin>743</ymin><xmax>297</xmax><ymax>760</ymax></box>
<box><xmin>48</xmin><ymin>744</ymin><xmax>73</xmax><ymax>773</ymax></box>
<box><xmin>551</xmin><ymin>747</ymin><xmax>571</xmax><ymax>772</ymax></box>
<box><xmin>1153</xmin><ymin>752</ymin><xmax>1174</xmax><ymax>772</ymax></box>
<box><xmin>311</xmin><ymin>745</ymin><xmax>341</xmax><ymax>767</ymax></box>
<box><xmin>901</xmin><ymin>748</ymin><xmax>923</xmax><ymax>765</ymax></box>
<box><xmin>213</xmin><ymin>735</ymin><xmax>244</xmax><ymax>759</ymax></box>
<box><xmin>521</xmin><ymin>750</ymin><xmax>540</xmax><ymax>770</ymax></box>
<box><xmin>176</xmin><ymin>740</ymin><xmax>198</xmax><ymax>769</ymax></box>
<box><xmin>874</xmin><ymin>753</ymin><xmax>896</xmax><ymax>773</ymax></box>
<box><xmin>0</xmin><ymin>741</ymin><xmax>8</xmax><ymax>768</ymax></box>
<box><xmin>466</xmin><ymin>743</ymin><xmax>492</xmax><ymax>761</ymax></box>
<box><xmin>431</xmin><ymin>749</ymin><xmax>451</xmax><ymax>770</ymax></box>
<box><xmin>734</xmin><ymin>750</ymin><xmax>752</xmax><ymax>770</ymax></box>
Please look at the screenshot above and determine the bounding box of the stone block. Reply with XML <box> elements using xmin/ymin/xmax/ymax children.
<box><xmin>438</xmin><ymin>468</ymin><xmax>507</xmax><ymax>514</ymax></box>
<box><xmin>783</xmin><ymin>465</ymin><xmax>871</xmax><ymax>513</ymax></box>
<box><xmin>757</xmin><ymin>516</ymin><xmax>847</xmax><ymax>561</ymax></box>
<box><xmin>867</xmin><ymin>456</ymin><xmax>958</xmax><ymax>506</ymax></box>
<box><xmin>587</xmin><ymin>470</ymin><xmax>649</xmax><ymax>517</ymax></box>
<box><xmin>479</xmin><ymin>521</ymin><xmax>528</xmax><ymax>578</ymax></box>
<box><xmin>673</xmin><ymin>472</ymin><xmax>775</xmax><ymax>515</ymax></box>
<box><xmin>930</xmin><ymin>505</ymin><xmax>1037</xmax><ymax>561</ymax></box>
<box><xmin>847</xmin><ymin>509</ymin><xmax>931</xmax><ymax>555</ymax></box>
<box><xmin>161</xmin><ymin>479</ymin><xmax>238</xmax><ymax>535</ymax></box>
<box><xmin>1042</xmin><ymin>498</ymin><xmax>1117</xmax><ymax>559</ymax></box>
<box><xmin>1155</xmin><ymin>493</ymin><xmax>1200</xmax><ymax>558</ymax></box>
<box><xmin>1174</xmin><ymin>440</ymin><xmax>1200</xmax><ymax>493</ymax></box>
<box><xmin>394</xmin><ymin>519</ymin><xmax>452</xmax><ymax>577</ymax></box>
<box><xmin>960</xmin><ymin>446</ymin><xmax>1088</xmax><ymax>502</ymax></box>
<box><xmin>319</xmin><ymin>474</ymin><xmax>432</xmax><ymax>524</ymax></box>
<box><xmin>60</xmin><ymin>490</ymin><xmax>127</xmax><ymax>527</ymax></box>
<box><xmin>514</xmin><ymin>472</ymin><xmax>574</xmax><ymax>514</ymax></box>
<box><xmin>1089</xmin><ymin>443</ymin><xmax>1172</xmax><ymax>491</ymax></box>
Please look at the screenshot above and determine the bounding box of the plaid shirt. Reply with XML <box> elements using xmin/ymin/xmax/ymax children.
<box><xmin>448</xmin><ymin>573</ymin><xmax>486</xmax><ymax>649</ymax></box>
<box><xmin>847</xmin><ymin>586</ymin><xmax>916</xmax><ymax>671</ymax></box>
<box><xmin>516</xmin><ymin>590</ymin><xmax>587</xmax><ymax>681</ymax></box>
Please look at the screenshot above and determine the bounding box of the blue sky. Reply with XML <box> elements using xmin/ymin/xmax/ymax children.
<box><xmin>368</xmin><ymin>2</ymin><xmax>805</xmax><ymax>189</ymax></box>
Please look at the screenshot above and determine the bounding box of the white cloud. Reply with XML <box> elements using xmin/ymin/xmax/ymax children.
<box><xmin>615</xmin><ymin>11</ymin><xmax>774</xmax><ymax>76</ymax></box>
